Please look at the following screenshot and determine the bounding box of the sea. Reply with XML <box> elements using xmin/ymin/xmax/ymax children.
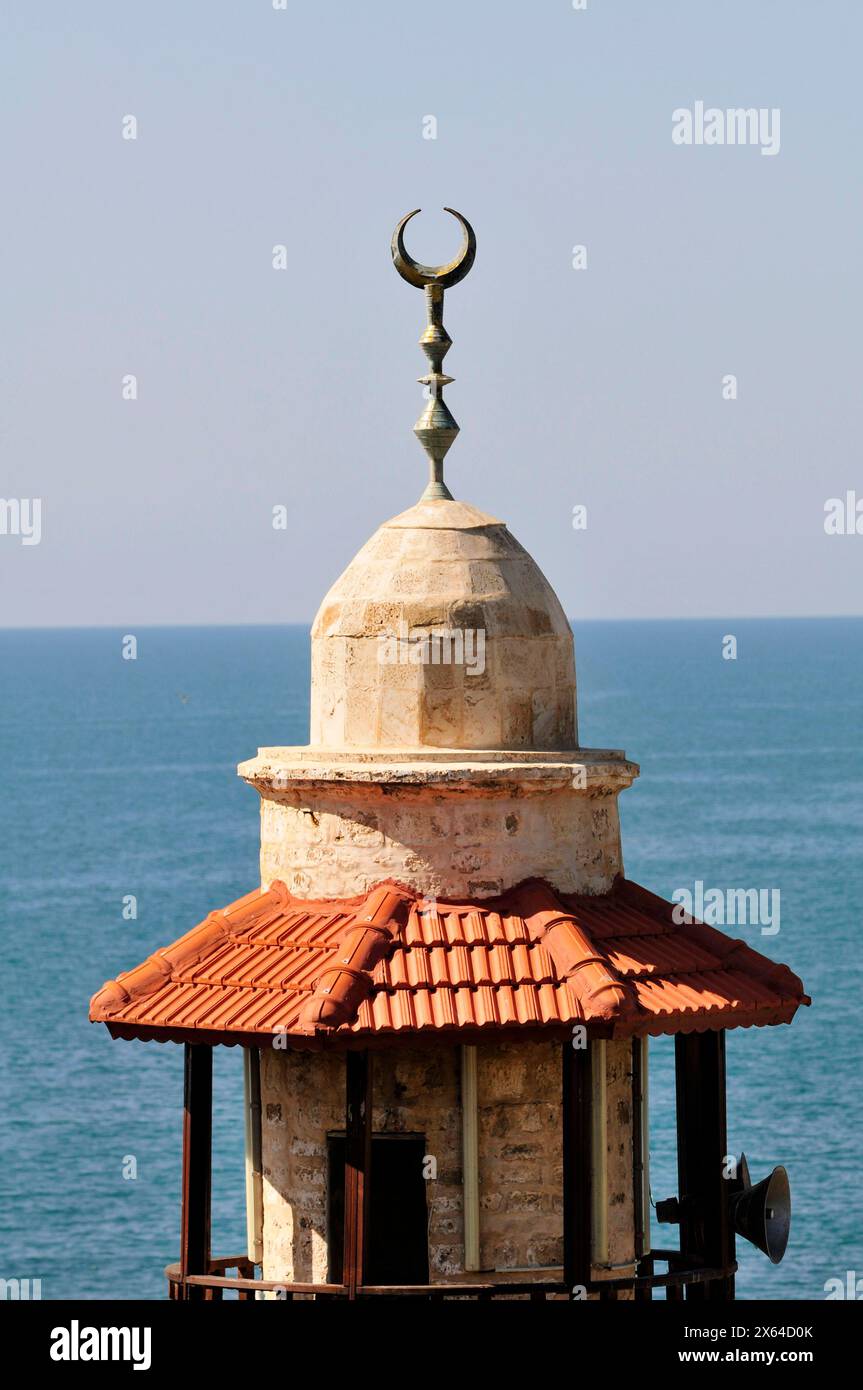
<box><xmin>1</xmin><ymin>618</ymin><xmax>860</xmax><ymax>1300</ymax></box>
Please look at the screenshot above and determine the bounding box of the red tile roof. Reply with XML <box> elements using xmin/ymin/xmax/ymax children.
<box><xmin>89</xmin><ymin>877</ymin><xmax>809</xmax><ymax>1047</ymax></box>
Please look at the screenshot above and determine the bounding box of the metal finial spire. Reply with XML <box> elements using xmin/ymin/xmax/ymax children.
<box><xmin>391</xmin><ymin>208</ymin><xmax>477</xmax><ymax>502</ymax></box>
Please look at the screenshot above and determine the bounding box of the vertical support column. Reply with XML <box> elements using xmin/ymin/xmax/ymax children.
<box><xmin>461</xmin><ymin>1045</ymin><xmax>481</xmax><ymax>1272</ymax></box>
<box><xmin>180</xmin><ymin>1043</ymin><xmax>213</xmax><ymax>1301</ymax></box>
<box><xmin>675</xmin><ymin>1030</ymin><xmax>735</xmax><ymax>1301</ymax></box>
<box><xmin>590</xmin><ymin>1040</ymin><xmax>608</xmax><ymax>1267</ymax></box>
<box><xmin>243</xmin><ymin>1046</ymin><xmax>263</xmax><ymax>1269</ymax></box>
<box><xmin>562</xmin><ymin>1040</ymin><xmax>592</xmax><ymax>1297</ymax></box>
<box><xmin>343</xmin><ymin>1049</ymin><xmax>373</xmax><ymax>1299</ymax></box>
<box><xmin>632</xmin><ymin>1036</ymin><xmax>651</xmax><ymax>1301</ymax></box>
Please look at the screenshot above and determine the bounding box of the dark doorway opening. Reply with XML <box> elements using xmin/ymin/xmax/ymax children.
<box><xmin>328</xmin><ymin>1133</ymin><xmax>429</xmax><ymax>1286</ymax></box>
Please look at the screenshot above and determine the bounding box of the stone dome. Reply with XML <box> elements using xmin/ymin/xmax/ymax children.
<box><xmin>309</xmin><ymin>497</ymin><xmax>578</xmax><ymax>752</ymax></box>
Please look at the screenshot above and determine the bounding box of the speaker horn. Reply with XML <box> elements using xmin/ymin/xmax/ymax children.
<box><xmin>729</xmin><ymin>1152</ymin><xmax>791</xmax><ymax>1265</ymax></box>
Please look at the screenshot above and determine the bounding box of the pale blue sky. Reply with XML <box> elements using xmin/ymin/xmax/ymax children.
<box><xmin>1</xmin><ymin>0</ymin><xmax>861</xmax><ymax>624</ymax></box>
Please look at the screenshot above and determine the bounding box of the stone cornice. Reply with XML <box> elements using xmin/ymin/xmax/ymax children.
<box><xmin>238</xmin><ymin>746</ymin><xmax>639</xmax><ymax>796</ymax></box>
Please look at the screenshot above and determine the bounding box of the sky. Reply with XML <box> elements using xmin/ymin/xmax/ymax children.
<box><xmin>0</xmin><ymin>0</ymin><xmax>861</xmax><ymax>626</ymax></box>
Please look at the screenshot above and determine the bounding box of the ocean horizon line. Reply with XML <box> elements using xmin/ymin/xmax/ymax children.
<box><xmin>1</xmin><ymin>613</ymin><xmax>862</xmax><ymax>634</ymax></box>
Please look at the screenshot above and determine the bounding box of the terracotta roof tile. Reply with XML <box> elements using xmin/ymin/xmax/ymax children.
<box><xmin>89</xmin><ymin>876</ymin><xmax>809</xmax><ymax>1047</ymax></box>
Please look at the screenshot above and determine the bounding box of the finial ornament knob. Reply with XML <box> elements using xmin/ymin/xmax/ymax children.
<box><xmin>391</xmin><ymin>208</ymin><xmax>476</xmax><ymax>501</ymax></box>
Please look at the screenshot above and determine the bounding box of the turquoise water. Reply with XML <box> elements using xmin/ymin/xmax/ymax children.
<box><xmin>1</xmin><ymin>619</ymin><xmax>860</xmax><ymax>1300</ymax></box>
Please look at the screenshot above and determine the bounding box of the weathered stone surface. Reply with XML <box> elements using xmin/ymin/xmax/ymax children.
<box><xmin>309</xmin><ymin>498</ymin><xmax>578</xmax><ymax>751</ymax></box>
<box><xmin>260</xmin><ymin>1038</ymin><xmax>635</xmax><ymax>1287</ymax></box>
<box><xmin>260</xmin><ymin>1044</ymin><xmax>465</xmax><ymax>1284</ymax></box>
<box><xmin>247</xmin><ymin>774</ymin><xmax>630</xmax><ymax>898</ymax></box>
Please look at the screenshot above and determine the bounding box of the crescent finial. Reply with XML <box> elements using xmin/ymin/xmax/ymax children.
<box><xmin>391</xmin><ymin>208</ymin><xmax>476</xmax><ymax>501</ymax></box>
<box><xmin>391</xmin><ymin>207</ymin><xmax>476</xmax><ymax>289</ymax></box>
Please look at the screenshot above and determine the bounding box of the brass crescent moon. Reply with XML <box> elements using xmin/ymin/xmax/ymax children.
<box><xmin>391</xmin><ymin>207</ymin><xmax>477</xmax><ymax>289</ymax></box>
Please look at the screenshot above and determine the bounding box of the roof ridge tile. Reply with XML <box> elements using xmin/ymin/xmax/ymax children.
<box><xmin>297</xmin><ymin>885</ymin><xmax>415</xmax><ymax>1032</ymax></box>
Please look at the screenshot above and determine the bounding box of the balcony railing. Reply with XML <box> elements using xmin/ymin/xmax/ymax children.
<box><xmin>165</xmin><ymin>1249</ymin><xmax>737</xmax><ymax>1301</ymax></box>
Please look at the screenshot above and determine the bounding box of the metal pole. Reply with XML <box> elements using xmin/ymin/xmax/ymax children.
<box><xmin>675</xmin><ymin>1030</ymin><xmax>735</xmax><ymax>1300</ymax></box>
<box><xmin>180</xmin><ymin>1044</ymin><xmax>213</xmax><ymax>1301</ymax></box>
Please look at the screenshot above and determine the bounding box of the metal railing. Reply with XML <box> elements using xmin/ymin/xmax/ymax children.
<box><xmin>166</xmin><ymin>1249</ymin><xmax>736</xmax><ymax>1301</ymax></box>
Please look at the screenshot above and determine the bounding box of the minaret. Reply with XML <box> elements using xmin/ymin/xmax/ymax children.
<box><xmin>238</xmin><ymin>210</ymin><xmax>641</xmax><ymax>1286</ymax></box>
<box><xmin>90</xmin><ymin>210</ymin><xmax>807</xmax><ymax>1302</ymax></box>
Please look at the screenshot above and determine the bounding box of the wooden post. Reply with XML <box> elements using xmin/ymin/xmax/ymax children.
<box><xmin>562</xmin><ymin>1040</ymin><xmax>592</xmax><ymax>1298</ymax></box>
<box><xmin>461</xmin><ymin>1045</ymin><xmax>481</xmax><ymax>1271</ymax></box>
<box><xmin>631</xmin><ymin>1036</ymin><xmax>651</xmax><ymax>1301</ymax></box>
<box><xmin>674</xmin><ymin>1030</ymin><xmax>734</xmax><ymax>1300</ymax></box>
<box><xmin>180</xmin><ymin>1043</ymin><xmax>213</xmax><ymax>1301</ymax></box>
<box><xmin>343</xmin><ymin>1050</ymin><xmax>372</xmax><ymax>1299</ymax></box>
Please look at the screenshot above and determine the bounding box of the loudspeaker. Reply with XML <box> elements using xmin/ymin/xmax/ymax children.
<box><xmin>729</xmin><ymin>1152</ymin><xmax>791</xmax><ymax>1265</ymax></box>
